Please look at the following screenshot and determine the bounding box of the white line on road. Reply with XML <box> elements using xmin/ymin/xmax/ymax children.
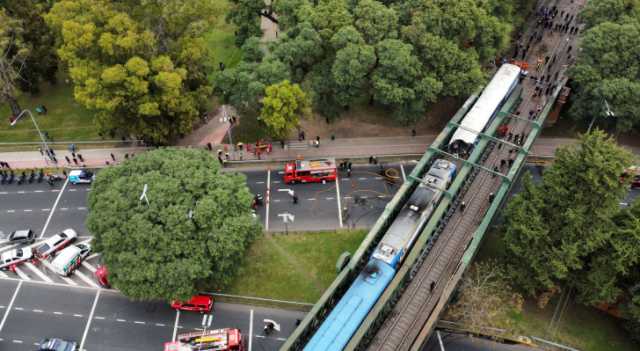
<box><xmin>40</xmin><ymin>176</ymin><xmax>69</xmax><ymax>238</ymax></box>
<box><xmin>155</xmin><ymin>323</ymin><xmax>166</xmax><ymax>327</ymax></box>
<box><xmin>326</xmin><ymin>197</ymin><xmax>335</xmax><ymax>200</ymax></box>
<box><xmin>79</xmin><ymin>289</ymin><xmax>101</xmax><ymax>351</ymax></box>
<box><xmin>272</xmin><ymin>180</ymin><xmax>281</xmax><ymax>184</ymax></box>
<box><xmin>172</xmin><ymin>310</ymin><xmax>181</xmax><ymax>341</ymax></box>
<box><xmin>6</xmin><ymin>210</ymin><xmax>14</xmax><ymax>213</ymax></box>
<box><xmin>0</xmin><ymin>280</ymin><xmax>22</xmax><ymax>332</ymax></box>
<box><xmin>335</xmin><ymin>174</ymin><xmax>343</xmax><ymax>228</ymax></box>
<box><xmin>12</xmin><ymin>339</ymin><xmax>22</xmax><ymax>343</ymax></box>
<box><xmin>249</xmin><ymin>309</ymin><xmax>254</xmax><ymax>351</ymax></box>
<box><xmin>256</xmin><ymin>181</ymin><xmax>265</xmax><ymax>184</ymax></box>
<box><xmin>94</xmin><ymin>316</ymin><xmax>105</xmax><ymax>320</ymax></box>
<box><xmin>77</xmin><ymin>207</ymin><xmax>87</xmax><ymax>210</ymax></box>
<box><xmin>81</xmin><ymin>261</ymin><xmax>97</xmax><ymax>273</ymax></box>
<box><xmin>23</xmin><ymin>209</ymin><xmax>32</xmax><ymax>212</ymax></box>
<box><xmin>400</xmin><ymin>164</ymin><xmax>407</xmax><ymax>182</ymax></box>
<box><xmin>134</xmin><ymin>321</ymin><xmax>146</xmax><ymax>325</ymax></box>
<box><xmin>358</xmin><ymin>177</ymin><xmax>367</xmax><ymax>180</ymax></box>
<box><xmin>68</xmin><ymin>189</ymin><xmax>77</xmax><ymax>192</ymax></box>
<box><xmin>60</xmin><ymin>207</ymin><xmax>69</xmax><ymax>211</ymax></box>
<box><xmin>13</xmin><ymin>267</ymin><xmax>30</xmax><ymax>281</ymax></box>
<box><xmin>53</xmin><ymin>311</ymin><xmax>63</xmax><ymax>315</ymax></box>
<box><xmin>33</xmin><ymin>309</ymin><xmax>43</xmax><ymax>313</ymax></box>
<box><xmin>74</xmin><ymin>270</ymin><xmax>100</xmax><ymax>288</ymax></box>
<box><xmin>73</xmin><ymin>314</ymin><xmax>83</xmax><ymax>318</ymax></box>
<box><xmin>14</xmin><ymin>307</ymin><xmax>23</xmax><ymax>311</ymax></box>
<box><xmin>0</xmin><ymin>270</ymin><xmax>7</xmax><ymax>278</ymax></box>
<box><xmin>41</xmin><ymin>208</ymin><xmax>50</xmax><ymax>212</ymax></box>
<box><xmin>17</xmin><ymin>191</ymin><xmax>25</xmax><ymax>194</ymax></box>
<box><xmin>266</xmin><ymin>169</ymin><xmax>271</xmax><ymax>231</ymax></box>
<box><xmin>307</xmin><ymin>198</ymin><xmax>316</xmax><ymax>201</ymax></box>
<box><xmin>273</xmin><ymin>199</ymin><xmax>281</xmax><ymax>203</ymax></box>
<box><xmin>34</xmin><ymin>190</ymin><xmax>43</xmax><ymax>193</ymax></box>
<box><xmin>117</xmin><ymin>318</ymin><xmax>126</xmax><ymax>322</ymax></box>
<box><xmin>24</xmin><ymin>262</ymin><xmax>53</xmax><ymax>283</ymax></box>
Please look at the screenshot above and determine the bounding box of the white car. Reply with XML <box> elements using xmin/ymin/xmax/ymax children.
<box><xmin>0</xmin><ymin>248</ymin><xmax>33</xmax><ymax>271</ymax></box>
<box><xmin>68</xmin><ymin>170</ymin><xmax>95</xmax><ymax>184</ymax></box>
<box><xmin>35</xmin><ymin>229</ymin><xmax>77</xmax><ymax>258</ymax></box>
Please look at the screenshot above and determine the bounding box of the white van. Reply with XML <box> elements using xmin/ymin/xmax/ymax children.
<box><xmin>50</xmin><ymin>244</ymin><xmax>91</xmax><ymax>276</ymax></box>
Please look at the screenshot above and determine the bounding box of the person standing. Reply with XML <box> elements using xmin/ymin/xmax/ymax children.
<box><xmin>111</xmin><ymin>153</ymin><xmax>116</xmax><ymax>161</ymax></box>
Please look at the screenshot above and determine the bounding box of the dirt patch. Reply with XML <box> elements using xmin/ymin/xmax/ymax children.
<box><xmin>298</xmin><ymin>98</ymin><xmax>463</xmax><ymax>139</ymax></box>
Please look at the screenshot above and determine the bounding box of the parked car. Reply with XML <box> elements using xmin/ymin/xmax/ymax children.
<box><xmin>68</xmin><ymin>170</ymin><xmax>94</xmax><ymax>184</ymax></box>
<box><xmin>50</xmin><ymin>243</ymin><xmax>91</xmax><ymax>276</ymax></box>
<box><xmin>35</xmin><ymin>229</ymin><xmax>77</xmax><ymax>259</ymax></box>
<box><xmin>7</xmin><ymin>229</ymin><xmax>35</xmax><ymax>245</ymax></box>
<box><xmin>38</xmin><ymin>337</ymin><xmax>78</xmax><ymax>351</ymax></box>
<box><xmin>95</xmin><ymin>265</ymin><xmax>110</xmax><ymax>288</ymax></box>
<box><xmin>0</xmin><ymin>247</ymin><xmax>33</xmax><ymax>271</ymax></box>
<box><xmin>171</xmin><ymin>295</ymin><xmax>214</xmax><ymax>313</ymax></box>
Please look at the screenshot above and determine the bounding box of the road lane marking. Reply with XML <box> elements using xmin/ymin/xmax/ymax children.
<box><xmin>23</xmin><ymin>209</ymin><xmax>32</xmax><ymax>212</ymax></box>
<box><xmin>265</xmin><ymin>169</ymin><xmax>271</xmax><ymax>231</ymax></box>
<box><xmin>400</xmin><ymin>164</ymin><xmax>407</xmax><ymax>182</ymax></box>
<box><xmin>41</xmin><ymin>208</ymin><xmax>50</xmax><ymax>212</ymax></box>
<box><xmin>60</xmin><ymin>207</ymin><xmax>69</xmax><ymax>211</ymax></box>
<box><xmin>81</xmin><ymin>261</ymin><xmax>97</xmax><ymax>273</ymax></box>
<box><xmin>249</xmin><ymin>309</ymin><xmax>254</xmax><ymax>351</ymax></box>
<box><xmin>17</xmin><ymin>191</ymin><xmax>25</xmax><ymax>194</ymax></box>
<box><xmin>273</xmin><ymin>199</ymin><xmax>281</xmax><ymax>203</ymax></box>
<box><xmin>0</xmin><ymin>280</ymin><xmax>22</xmax><ymax>332</ymax></box>
<box><xmin>172</xmin><ymin>310</ymin><xmax>181</xmax><ymax>341</ymax></box>
<box><xmin>341</xmin><ymin>178</ymin><xmax>349</xmax><ymax>181</ymax></box>
<box><xmin>33</xmin><ymin>309</ymin><xmax>43</xmax><ymax>313</ymax></box>
<box><xmin>326</xmin><ymin>197</ymin><xmax>334</xmax><ymax>200</ymax></box>
<box><xmin>68</xmin><ymin>189</ymin><xmax>77</xmax><ymax>192</ymax></box>
<box><xmin>156</xmin><ymin>323</ymin><xmax>166</xmax><ymax>327</ymax></box>
<box><xmin>358</xmin><ymin>177</ymin><xmax>367</xmax><ymax>180</ymax></box>
<box><xmin>12</xmin><ymin>339</ymin><xmax>22</xmax><ymax>343</ymax></box>
<box><xmin>74</xmin><ymin>314</ymin><xmax>83</xmax><ymax>318</ymax></box>
<box><xmin>40</xmin><ymin>176</ymin><xmax>69</xmax><ymax>238</ymax></box>
<box><xmin>6</xmin><ymin>210</ymin><xmax>14</xmax><ymax>213</ymax></box>
<box><xmin>335</xmin><ymin>174</ymin><xmax>343</xmax><ymax>228</ymax></box>
<box><xmin>77</xmin><ymin>207</ymin><xmax>87</xmax><ymax>210</ymax></box>
<box><xmin>34</xmin><ymin>190</ymin><xmax>43</xmax><ymax>193</ymax></box>
<box><xmin>307</xmin><ymin>198</ymin><xmax>316</xmax><ymax>201</ymax></box>
<box><xmin>94</xmin><ymin>316</ymin><xmax>105</xmax><ymax>320</ymax></box>
<box><xmin>75</xmin><ymin>270</ymin><xmax>100</xmax><ymax>288</ymax></box>
<box><xmin>134</xmin><ymin>321</ymin><xmax>146</xmax><ymax>325</ymax></box>
<box><xmin>13</xmin><ymin>267</ymin><xmax>30</xmax><ymax>281</ymax></box>
<box><xmin>256</xmin><ymin>181</ymin><xmax>265</xmax><ymax>184</ymax></box>
<box><xmin>24</xmin><ymin>262</ymin><xmax>53</xmax><ymax>283</ymax></box>
<box><xmin>54</xmin><ymin>311</ymin><xmax>63</xmax><ymax>315</ymax></box>
<box><xmin>272</xmin><ymin>180</ymin><xmax>281</xmax><ymax>184</ymax></box>
<box><xmin>117</xmin><ymin>318</ymin><xmax>126</xmax><ymax>322</ymax></box>
<box><xmin>79</xmin><ymin>289</ymin><xmax>101</xmax><ymax>351</ymax></box>
<box><xmin>14</xmin><ymin>307</ymin><xmax>23</xmax><ymax>311</ymax></box>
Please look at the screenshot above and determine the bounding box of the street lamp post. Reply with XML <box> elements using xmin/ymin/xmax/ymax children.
<box><xmin>15</xmin><ymin>109</ymin><xmax>51</xmax><ymax>161</ymax></box>
<box><xmin>587</xmin><ymin>98</ymin><xmax>615</xmax><ymax>133</ymax></box>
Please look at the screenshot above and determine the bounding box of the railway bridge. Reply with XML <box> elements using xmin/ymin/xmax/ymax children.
<box><xmin>282</xmin><ymin>0</ymin><xmax>585</xmax><ymax>349</ymax></box>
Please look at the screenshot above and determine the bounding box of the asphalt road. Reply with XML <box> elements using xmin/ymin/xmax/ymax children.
<box><xmin>423</xmin><ymin>331</ymin><xmax>540</xmax><ymax>351</ymax></box>
<box><xmin>0</xmin><ymin>279</ymin><xmax>306</xmax><ymax>351</ymax></box>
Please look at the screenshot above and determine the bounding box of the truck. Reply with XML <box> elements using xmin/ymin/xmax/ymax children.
<box><xmin>164</xmin><ymin>328</ymin><xmax>244</xmax><ymax>351</ymax></box>
<box><xmin>283</xmin><ymin>158</ymin><xmax>337</xmax><ymax>184</ymax></box>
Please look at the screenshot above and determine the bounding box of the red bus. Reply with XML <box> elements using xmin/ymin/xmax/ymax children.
<box><xmin>284</xmin><ymin>158</ymin><xmax>337</xmax><ymax>184</ymax></box>
<box><xmin>164</xmin><ymin>328</ymin><xmax>243</xmax><ymax>351</ymax></box>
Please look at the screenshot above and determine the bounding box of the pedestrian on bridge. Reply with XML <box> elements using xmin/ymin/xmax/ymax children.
<box><xmin>460</xmin><ymin>201</ymin><xmax>466</xmax><ymax>212</ymax></box>
<box><xmin>430</xmin><ymin>281</ymin><xmax>436</xmax><ymax>292</ymax></box>
<box><xmin>111</xmin><ymin>153</ymin><xmax>116</xmax><ymax>161</ymax></box>
<box><xmin>65</xmin><ymin>156</ymin><xmax>71</xmax><ymax>164</ymax></box>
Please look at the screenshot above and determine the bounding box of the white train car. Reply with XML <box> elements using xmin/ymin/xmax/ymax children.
<box><xmin>448</xmin><ymin>64</ymin><xmax>521</xmax><ymax>153</ymax></box>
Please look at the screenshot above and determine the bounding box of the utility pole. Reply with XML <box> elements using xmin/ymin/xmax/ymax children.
<box><xmin>14</xmin><ymin>109</ymin><xmax>50</xmax><ymax>162</ymax></box>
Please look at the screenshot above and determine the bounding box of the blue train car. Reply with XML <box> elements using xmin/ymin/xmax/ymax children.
<box><xmin>304</xmin><ymin>160</ymin><xmax>456</xmax><ymax>351</ymax></box>
<box><xmin>304</xmin><ymin>259</ymin><xmax>395</xmax><ymax>351</ymax></box>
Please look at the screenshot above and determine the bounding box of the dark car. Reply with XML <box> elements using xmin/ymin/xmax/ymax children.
<box><xmin>8</xmin><ymin>229</ymin><xmax>35</xmax><ymax>245</ymax></box>
<box><xmin>38</xmin><ymin>338</ymin><xmax>78</xmax><ymax>351</ymax></box>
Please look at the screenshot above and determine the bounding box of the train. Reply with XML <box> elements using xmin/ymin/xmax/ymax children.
<box><xmin>302</xmin><ymin>63</ymin><xmax>522</xmax><ymax>351</ymax></box>
<box><xmin>448</xmin><ymin>63</ymin><xmax>522</xmax><ymax>154</ymax></box>
<box><xmin>304</xmin><ymin>159</ymin><xmax>457</xmax><ymax>351</ymax></box>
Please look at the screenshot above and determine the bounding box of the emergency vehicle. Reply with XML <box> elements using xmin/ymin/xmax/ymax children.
<box><xmin>283</xmin><ymin>158</ymin><xmax>337</xmax><ymax>184</ymax></box>
<box><xmin>163</xmin><ymin>328</ymin><xmax>244</xmax><ymax>351</ymax></box>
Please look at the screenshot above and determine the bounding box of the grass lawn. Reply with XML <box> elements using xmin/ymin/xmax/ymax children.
<box><xmin>225</xmin><ymin>230</ymin><xmax>368</xmax><ymax>303</ymax></box>
<box><xmin>0</xmin><ymin>79</ymin><xmax>98</xmax><ymax>144</ymax></box>
<box><xmin>206</xmin><ymin>0</ymin><xmax>243</xmax><ymax>83</ymax></box>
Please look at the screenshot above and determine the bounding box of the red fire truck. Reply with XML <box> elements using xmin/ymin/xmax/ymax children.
<box><xmin>284</xmin><ymin>158</ymin><xmax>337</xmax><ymax>184</ymax></box>
<box><xmin>164</xmin><ymin>328</ymin><xmax>243</xmax><ymax>351</ymax></box>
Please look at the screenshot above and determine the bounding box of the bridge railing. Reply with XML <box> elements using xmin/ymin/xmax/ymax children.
<box><xmin>279</xmin><ymin>90</ymin><xmax>481</xmax><ymax>351</ymax></box>
<box><xmin>345</xmin><ymin>85</ymin><xmax>523</xmax><ymax>350</ymax></box>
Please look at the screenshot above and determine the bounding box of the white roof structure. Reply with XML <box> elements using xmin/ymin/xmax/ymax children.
<box><xmin>449</xmin><ymin>63</ymin><xmax>521</xmax><ymax>151</ymax></box>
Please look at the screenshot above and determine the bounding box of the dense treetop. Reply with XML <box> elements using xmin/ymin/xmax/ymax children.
<box><xmin>221</xmin><ymin>0</ymin><xmax>528</xmax><ymax>125</ymax></box>
<box><xmin>87</xmin><ymin>149</ymin><xmax>261</xmax><ymax>301</ymax></box>
<box><xmin>570</xmin><ymin>0</ymin><xmax>640</xmax><ymax>131</ymax></box>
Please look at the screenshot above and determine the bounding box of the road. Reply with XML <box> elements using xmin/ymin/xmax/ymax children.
<box><xmin>423</xmin><ymin>331</ymin><xmax>540</xmax><ymax>351</ymax></box>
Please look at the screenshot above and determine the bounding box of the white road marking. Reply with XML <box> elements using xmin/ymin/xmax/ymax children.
<box><xmin>273</xmin><ymin>199</ymin><xmax>281</xmax><ymax>203</ymax></box>
<box><xmin>400</xmin><ymin>164</ymin><xmax>407</xmax><ymax>182</ymax></box>
<box><xmin>374</xmin><ymin>177</ymin><xmax>384</xmax><ymax>180</ymax></box>
<box><xmin>33</xmin><ymin>309</ymin><xmax>43</xmax><ymax>313</ymax></box>
<box><xmin>6</xmin><ymin>210</ymin><xmax>14</xmax><ymax>213</ymax></box>
<box><xmin>358</xmin><ymin>177</ymin><xmax>367</xmax><ymax>180</ymax></box>
<box><xmin>361</xmin><ymin>196</ymin><xmax>368</xmax><ymax>199</ymax></box>
<box><xmin>172</xmin><ymin>310</ymin><xmax>181</xmax><ymax>341</ymax></box>
<box><xmin>14</xmin><ymin>307</ymin><xmax>23</xmax><ymax>311</ymax></box>
<box><xmin>17</xmin><ymin>191</ymin><xmax>25</xmax><ymax>194</ymax></box>
<box><xmin>307</xmin><ymin>198</ymin><xmax>316</xmax><ymax>201</ymax></box>
<box><xmin>79</xmin><ymin>289</ymin><xmax>101</xmax><ymax>351</ymax></box>
<box><xmin>74</xmin><ymin>314</ymin><xmax>83</xmax><ymax>317</ymax></box>
<box><xmin>277</xmin><ymin>171</ymin><xmax>284</xmax><ymax>174</ymax></box>
<box><xmin>40</xmin><ymin>177</ymin><xmax>69</xmax><ymax>238</ymax></box>
<box><xmin>326</xmin><ymin>197</ymin><xmax>335</xmax><ymax>200</ymax></box>
<box><xmin>53</xmin><ymin>311</ymin><xmax>63</xmax><ymax>315</ymax></box>
<box><xmin>272</xmin><ymin>180</ymin><xmax>281</xmax><ymax>184</ymax></box>
<box><xmin>335</xmin><ymin>174</ymin><xmax>343</xmax><ymax>228</ymax></box>
<box><xmin>0</xmin><ymin>270</ymin><xmax>7</xmax><ymax>278</ymax></box>
<box><xmin>41</xmin><ymin>208</ymin><xmax>50</xmax><ymax>212</ymax></box>
<box><xmin>249</xmin><ymin>309</ymin><xmax>254</xmax><ymax>351</ymax></box>
<box><xmin>117</xmin><ymin>319</ymin><xmax>126</xmax><ymax>322</ymax></box>
<box><xmin>68</xmin><ymin>189</ymin><xmax>77</xmax><ymax>192</ymax></box>
<box><xmin>265</xmin><ymin>170</ymin><xmax>271</xmax><ymax>231</ymax></box>
<box><xmin>77</xmin><ymin>207</ymin><xmax>87</xmax><ymax>210</ymax></box>
<box><xmin>344</xmin><ymin>196</ymin><xmax>353</xmax><ymax>199</ymax></box>
<box><xmin>0</xmin><ymin>192</ymin><xmax>6</xmax><ymax>194</ymax></box>
<box><xmin>134</xmin><ymin>321</ymin><xmax>145</xmax><ymax>325</ymax></box>
<box><xmin>94</xmin><ymin>316</ymin><xmax>105</xmax><ymax>320</ymax></box>
<box><xmin>13</xmin><ymin>266</ymin><xmax>30</xmax><ymax>281</ymax></box>
<box><xmin>24</xmin><ymin>262</ymin><xmax>53</xmax><ymax>283</ymax></box>
<box><xmin>34</xmin><ymin>190</ymin><xmax>43</xmax><ymax>193</ymax></box>
<box><xmin>341</xmin><ymin>178</ymin><xmax>350</xmax><ymax>181</ymax></box>
<box><xmin>155</xmin><ymin>323</ymin><xmax>166</xmax><ymax>327</ymax></box>
<box><xmin>51</xmin><ymin>189</ymin><xmax>59</xmax><ymax>192</ymax></box>
<box><xmin>12</xmin><ymin>339</ymin><xmax>23</xmax><ymax>343</ymax></box>
<box><xmin>60</xmin><ymin>207</ymin><xmax>69</xmax><ymax>211</ymax></box>
<box><xmin>75</xmin><ymin>270</ymin><xmax>100</xmax><ymax>288</ymax></box>
<box><xmin>0</xmin><ymin>281</ymin><xmax>22</xmax><ymax>331</ymax></box>
<box><xmin>256</xmin><ymin>181</ymin><xmax>265</xmax><ymax>184</ymax></box>
<box><xmin>81</xmin><ymin>261</ymin><xmax>97</xmax><ymax>273</ymax></box>
<box><xmin>23</xmin><ymin>209</ymin><xmax>32</xmax><ymax>212</ymax></box>
<box><xmin>255</xmin><ymin>335</ymin><xmax>265</xmax><ymax>338</ymax></box>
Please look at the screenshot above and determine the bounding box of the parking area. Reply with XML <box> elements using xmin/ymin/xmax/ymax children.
<box><xmin>0</xmin><ymin>280</ymin><xmax>305</xmax><ymax>351</ymax></box>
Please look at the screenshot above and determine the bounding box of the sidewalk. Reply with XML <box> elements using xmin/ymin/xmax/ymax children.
<box><xmin>0</xmin><ymin>136</ymin><xmax>637</xmax><ymax>170</ymax></box>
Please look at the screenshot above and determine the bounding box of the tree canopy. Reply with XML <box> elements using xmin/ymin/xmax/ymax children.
<box><xmin>87</xmin><ymin>149</ymin><xmax>261</xmax><ymax>301</ymax></box>
<box><xmin>570</xmin><ymin>0</ymin><xmax>640</xmax><ymax>132</ymax></box>
<box><xmin>260</xmin><ymin>80</ymin><xmax>310</xmax><ymax>139</ymax></box>
<box><xmin>222</xmin><ymin>0</ymin><xmax>521</xmax><ymax>125</ymax></box>
<box><xmin>46</xmin><ymin>0</ymin><xmax>217</xmax><ymax>145</ymax></box>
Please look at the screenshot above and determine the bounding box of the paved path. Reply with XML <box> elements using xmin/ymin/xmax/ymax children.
<box><xmin>0</xmin><ymin>135</ymin><xmax>638</xmax><ymax>170</ymax></box>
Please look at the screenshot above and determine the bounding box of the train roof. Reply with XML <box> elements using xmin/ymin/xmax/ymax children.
<box><xmin>449</xmin><ymin>64</ymin><xmax>521</xmax><ymax>149</ymax></box>
<box><xmin>304</xmin><ymin>259</ymin><xmax>395</xmax><ymax>351</ymax></box>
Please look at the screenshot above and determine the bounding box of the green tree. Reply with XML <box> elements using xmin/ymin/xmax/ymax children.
<box><xmin>227</xmin><ymin>0</ymin><xmax>278</xmax><ymax>45</ymax></box>
<box><xmin>332</xmin><ymin>43</ymin><xmax>376</xmax><ymax>107</ymax></box>
<box><xmin>502</xmin><ymin>130</ymin><xmax>633</xmax><ymax>296</ymax></box>
<box><xmin>87</xmin><ymin>149</ymin><xmax>261</xmax><ymax>301</ymax></box>
<box><xmin>2</xmin><ymin>0</ymin><xmax>58</xmax><ymax>94</ymax></box>
<box><xmin>259</xmin><ymin>80</ymin><xmax>310</xmax><ymax>139</ymax></box>
<box><xmin>579</xmin><ymin>0</ymin><xmax>640</xmax><ymax>28</ymax></box>
<box><xmin>0</xmin><ymin>8</ymin><xmax>28</xmax><ymax>116</ymax></box>
<box><xmin>46</xmin><ymin>0</ymin><xmax>214</xmax><ymax>144</ymax></box>
<box><xmin>569</xmin><ymin>20</ymin><xmax>640</xmax><ymax>132</ymax></box>
<box><xmin>353</xmin><ymin>0</ymin><xmax>398</xmax><ymax>44</ymax></box>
